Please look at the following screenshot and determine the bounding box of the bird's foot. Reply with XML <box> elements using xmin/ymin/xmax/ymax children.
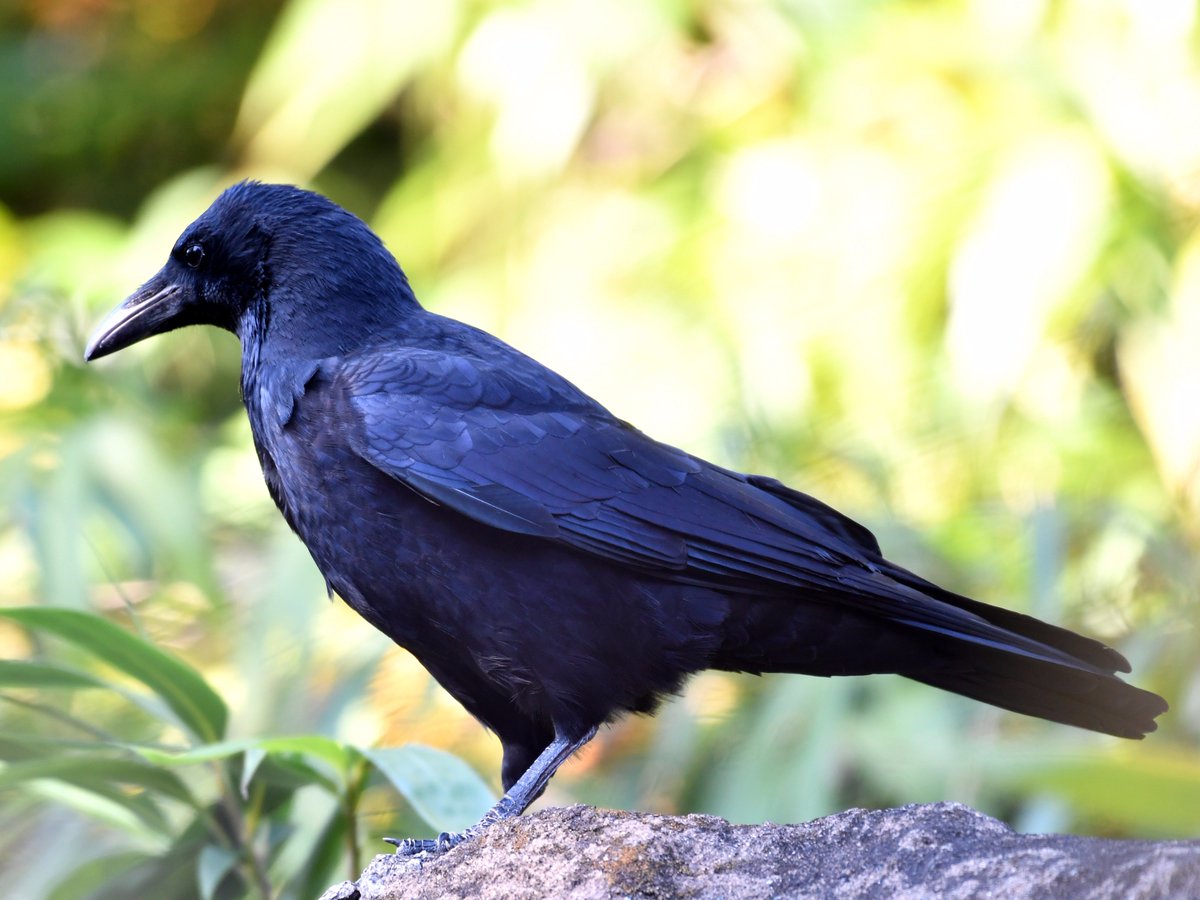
<box><xmin>381</xmin><ymin>730</ymin><xmax>595</xmax><ymax>858</ymax></box>
<box><xmin>384</xmin><ymin>805</ymin><xmax>512</xmax><ymax>856</ymax></box>
<box><xmin>384</xmin><ymin>831</ymin><xmax>464</xmax><ymax>856</ymax></box>
<box><xmin>384</xmin><ymin>820</ymin><xmax>489</xmax><ymax>857</ymax></box>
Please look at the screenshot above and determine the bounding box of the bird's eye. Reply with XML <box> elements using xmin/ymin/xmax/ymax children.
<box><xmin>184</xmin><ymin>244</ymin><xmax>205</xmax><ymax>268</ymax></box>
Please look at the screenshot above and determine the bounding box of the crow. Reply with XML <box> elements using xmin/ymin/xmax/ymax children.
<box><xmin>85</xmin><ymin>182</ymin><xmax>1167</xmax><ymax>853</ymax></box>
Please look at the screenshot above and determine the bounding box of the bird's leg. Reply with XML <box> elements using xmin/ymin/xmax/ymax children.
<box><xmin>387</xmin><ymin>725</ymin><xmax>598</xmax><ymax>856</ymax></box>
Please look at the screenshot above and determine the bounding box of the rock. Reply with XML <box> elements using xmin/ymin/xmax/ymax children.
<box><xmin>319</xmin><ymin>802</ymin><xmax>1200</xmax><ymax>900</ymax></box>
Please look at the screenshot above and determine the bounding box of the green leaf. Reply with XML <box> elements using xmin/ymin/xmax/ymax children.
<box><xmin>255</xmin><ymin>751</ymin><xmax>340</xmax><ymax>794</ymax></box>
<box><xmin>0</xmin><ymin>742</ymin><xmax>176</xmax><ymax>832</ymax></box>
<box><xmin>294</xmin><ymin>809</ymin><xmax>350</xmax><ymax>900</ymax></box>
<box><xmin>361</xmin><ymin>744</ymin><xmax>495</xmax><ymax>833</ymax></box>
<box><xmin>134</xmin><ymin>738</ymin><xmax>257</xmax><ymax>766</ymax></box>
<box><xmin>134</xmin><ymin>735</ymin><xmax>349</xmax><ymax>793</ymax></box>
<box><xmin>0</xmin><ymin>607</ymin><xmax>227</xmax><ymax>742</ymax></box>
<box><xmin>0</xmin><ymin>734</ymin><xmax>105</xmax><ymax>760</ymax></box>
<box><xmin>137</xmin><ymin>734</ymin><xmax>352</xmax><ymax>770</ymax></box>
<box><xmin>0</xmin><ymin>754</ymin><xmax>196</xmax><ymax>805</ymax></box>
<box><xmin>240</xmin><ymin>746</ymin><xmax>266</xmax><ymax>800</ymax></box>
<box><xmin>23</xmin><ymin>779</ymin><xmax>171</xmax><ymax>847</ymax></box>
<box><xmin>0</xmin><ymin>659</ymin><xmax>105</xmax><ymax>689</ymax></box>
<box><xmin>1019</xmin><ymin>748</ymin><xmax>1200</xmax><ymax>835</ymax></box>
<box><xmin>266</xmin><ymin>787</ymin><xmax>344</xmax><ymax>895</ymax></box>
<box><xmin>197</xmin><ymin>844</ymin><xmax>240</xmax><ymax>900</ymax></box>
<box><xmin>46</xmin><ymin>852</ymin><xmax>152</xmax><ymax>900</ymax></box>
<box><xmin>258</xmin><ymin>735</ymin><xmax>356</xmax><ymax>770</ymax></box>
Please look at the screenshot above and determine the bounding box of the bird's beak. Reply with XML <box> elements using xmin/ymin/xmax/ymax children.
<box><xmin>84</xmin><ymin>269</ymin><xmax>193</xmax><ymax>362</ymax></box>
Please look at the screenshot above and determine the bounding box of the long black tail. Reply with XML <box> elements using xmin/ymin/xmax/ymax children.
<box><xmin>718</xmin><ymin>562</ymin><xmax>1168</xmax><ymax>739</ymax></box>
<box><xmin>905</xmin><ymin>643</ymin><xmax>1164</xmax><ymax>738</ymax></box>
<box><xmin>710</xmin><ymin>475</ymin><xmax>1166</xmax><ymax>737</ymax></box>
<box><xmin>876</xmin><ymin>563</ymin><xmax>1167</xmax><ymax>738</ymax></box>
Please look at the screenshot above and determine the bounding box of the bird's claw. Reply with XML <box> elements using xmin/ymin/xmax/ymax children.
<box><xmin>384</xmin><ymin>828</ymin><xmax>471</xmax><ymax>857</ymax></box>
<box><xmin>382</xmin><ymin>794</ymin><xmax>524</xmax><ymax>856</ymax></box>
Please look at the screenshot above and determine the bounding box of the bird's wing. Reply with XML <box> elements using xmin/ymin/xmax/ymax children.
<box><xmin>333</xmin><ymin>344</ymin><xmax>1124</xmax><ymax>673</ymax></box>
<box><xmin>336</xmin><ymin>345</ymin><xmax>879</xmax><ymax>592</ymax></box>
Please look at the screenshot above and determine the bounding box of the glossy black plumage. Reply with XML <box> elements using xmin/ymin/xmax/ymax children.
<box><xmin>86</xmin><ymin>182</ymin><xmax>1167</xmax><ymax>849</ymax></box>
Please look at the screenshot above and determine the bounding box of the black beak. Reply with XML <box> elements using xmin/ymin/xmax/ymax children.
<box><xmin>84</xmin><ymin>270</ymin><xmax>194</xmax><ymax>362</ymax></box>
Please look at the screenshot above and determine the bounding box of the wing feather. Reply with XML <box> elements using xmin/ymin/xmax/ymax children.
<box><xmin>342</xmin><ymin>346</ymin><xmax>876</xmax><ymax>593</ymax></box>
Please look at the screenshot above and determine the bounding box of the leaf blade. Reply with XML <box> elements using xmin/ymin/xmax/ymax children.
<box><xmin>0</xmin><ymin>607</ymin><xmax>228</xmax><ymax>742</ymax></box>
<box><xmin>361</xmin><ymin>743</ymin><xmax>494</xmax><ymax>833</ymax></box>
<box><xmin>0</xmin><ymin>659</ymin><xmax>106</xmax><ymax>690</ymax></box>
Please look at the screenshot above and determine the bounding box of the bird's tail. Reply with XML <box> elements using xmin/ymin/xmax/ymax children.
<box><xmin>903</xmin><ymin>641</ymin><xmax>1164</xmax><ymax>739</ymax></box>
<box><xmin>718</xmin><ymin>563</ymin><xmax>1167</xmax><ymax>739</ymax></box>
<box><xmin>859</xmin><ymin>564</ymin><xmax>1167</xmax><ymax>738</ymax></box>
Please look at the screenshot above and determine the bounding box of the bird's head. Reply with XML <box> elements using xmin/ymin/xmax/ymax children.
<box><xmin>85</xmin><ymin>181</ymin><xmax>418</xmax><ymax>363</ymax></box>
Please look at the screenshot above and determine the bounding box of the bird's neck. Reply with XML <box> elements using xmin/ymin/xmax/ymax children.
<box><xmin>238</xmin><ymin>272</ymin><xmax>420</xmax><ymax>364</ymax></box>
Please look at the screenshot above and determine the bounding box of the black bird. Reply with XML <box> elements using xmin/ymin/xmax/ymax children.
<box><xmin>86</xmin><ymin>182</ymin><xmax>1167</xmax><ymax>853</ymax></box>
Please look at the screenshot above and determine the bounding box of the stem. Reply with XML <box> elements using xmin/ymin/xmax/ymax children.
<box><xmin>344</xmin><ymin>759</ymin><xmax>368</xmax><ymax>877</ymax></box>
<box><xmin>82</xmin><ymin>533</ymin><xmax>147</xmax><ymax>639</ymax></box>
<box><xmin>211</xmin><ymin>759</ymin><xmax>273</xmax><ymax>900</ymax></box>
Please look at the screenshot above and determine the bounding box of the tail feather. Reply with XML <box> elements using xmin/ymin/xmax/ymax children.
<box><xmin>906</xmin><ymin>641</ymin><xmax>1166</xmax><ymax>738</ymax></box>
<box><xmin>854</xmin><ymin>565</ymin><xmax>1168</xmax><ymax>738</ymax></box>
<box><xmin>884</xmin><ymin>563</ymin><xmax>1132</xmax><ymax>674</ymax></box>
<box><xmin>731</xmin><ymin>563</ymin><xmax>1170</xmax><ymax>738</ymax></box>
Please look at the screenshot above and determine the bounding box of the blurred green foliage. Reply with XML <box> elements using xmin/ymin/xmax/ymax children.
<box><xmin>1</xmin><ymin>0</ymin><xmax>1199</xmax><ymax>896</ymax></box>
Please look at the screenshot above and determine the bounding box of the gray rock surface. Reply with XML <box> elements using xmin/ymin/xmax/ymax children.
<box><xmin>319</xmin><ymin>802</ymin><xmax>1200</xmax><ymax>899</ymax></box>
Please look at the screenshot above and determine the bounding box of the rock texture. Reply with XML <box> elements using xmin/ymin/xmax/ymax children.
<box><xmin>320</xmin><ymin>802</ymin><xmax>1200</xmax><ymax>900</ymax></box>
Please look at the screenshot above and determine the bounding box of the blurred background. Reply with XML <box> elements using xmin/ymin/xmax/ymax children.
<box><xmin>2</xmin><ymin>0</ymin><xmax>1199</xmax><ymax>896</ymax></box>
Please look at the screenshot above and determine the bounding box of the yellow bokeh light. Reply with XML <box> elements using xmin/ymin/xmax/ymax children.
<box><xmin>0</xmin><ymin>340</ymin><xmax>52</xmax><ymax>411</ymax></box>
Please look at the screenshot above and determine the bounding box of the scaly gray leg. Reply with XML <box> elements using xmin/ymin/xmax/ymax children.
<box><xmin>387</xmin><ymin>725</ymin><xmax>598</xmax><ymax>856</ymax></box>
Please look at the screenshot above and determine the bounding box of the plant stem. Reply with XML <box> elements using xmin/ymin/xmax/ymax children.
<box><xmin>344</xmin><ymin>758</ymin><xmax>367</xmax><ymax>877</ymax></box>
<box><xmin>210</xmin><ymin>759</ymin><xmax>273</xmax><ymax>899</ymax></box>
